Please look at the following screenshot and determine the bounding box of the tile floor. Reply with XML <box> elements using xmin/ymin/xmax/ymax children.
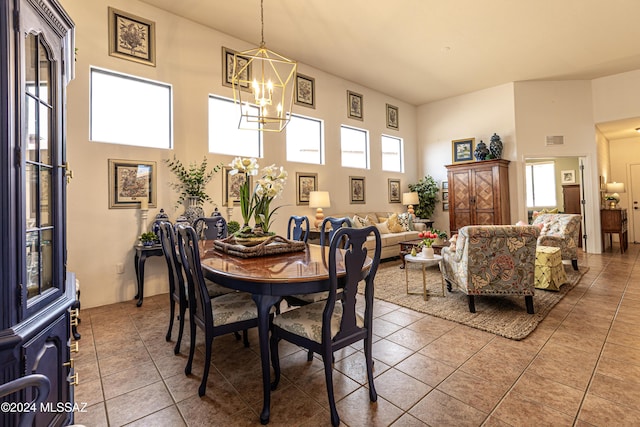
<box><xmin>74</xmin><ymin>243</ymin><xmax>640</xmax><ymax>426</ymax></box>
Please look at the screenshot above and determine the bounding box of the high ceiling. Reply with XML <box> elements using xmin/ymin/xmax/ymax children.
<box><xmin>140</xmin><ymin>0</ymin><xmax>640</xmax><ymax>139</ymax></box>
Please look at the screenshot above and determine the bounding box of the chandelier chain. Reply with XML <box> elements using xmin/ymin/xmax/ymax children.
<box><xmin>260</xmin><ymin>0</ymin><xmax>265</xmax><ymax>45</ymax></box>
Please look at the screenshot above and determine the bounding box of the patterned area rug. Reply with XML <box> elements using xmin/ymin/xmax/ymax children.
<box><xmin>367</xmin><ymin>259</ymin><xmax>589</xmax><ymax>340</ymax></box>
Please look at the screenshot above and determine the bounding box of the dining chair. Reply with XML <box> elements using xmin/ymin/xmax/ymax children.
<box><xmin>319</xmin><ymin>216</ymin><xmax>352</xmax><ymax>248</ymax></box>
<box><xmin>0</xmin><ymin>374</ymin><xmax>50</xmax><ymax>427</ymax></box>
<box><xmin>176</xmin><ymin>223</ymin><xmax>261</xmax><ymax>397</ymax></box>
<box><xmin>270</xmin><ymin>225</ymin><xmax>381</xmax><ymax>426</ymax></box>
<box><xmin>287</xmin><ymin>215</ymin><xmax>310</xmax><ymax>242</ymax></box>
<box><xmin>157</xmin><ymin>221</ymin><xmax>237</xmax><ymax>355</ymax></box>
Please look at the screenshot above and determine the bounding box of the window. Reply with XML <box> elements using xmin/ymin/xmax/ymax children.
<box><xmin>381</xmin><ymin>134</ymin><xmax>403</xmax><ymax>172</ymax></box>
<box><xmin>526</xmin><ymin>162</ymin><xmax>557</xmax><ymax>207</ymax></box>
<box><xmin>90</xmin><ymin>67</ymin><xmax>172</xmax><ymax>148</ymax></box>
<box><xmin>340</xmin><ymin>125</ymin><xmax>369</xmax><ymax>169</ymax></box>
<box><xmin>208</xmin><ymin>95</ymin><xmax>261</xmax><ymax>157</ymax></box>
<box><xmin>286</xmin><ymin>114</ymin><xmax>323</xmax><ymax>164</ymax></box>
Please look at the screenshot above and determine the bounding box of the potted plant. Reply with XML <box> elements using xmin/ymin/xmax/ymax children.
<box><xmin>165</xmin><ymin>155</ymin><xmax>223</xmax><ymax>224</ymax></box>
<box><xmin>139</xmin><ymin>231</ymin><xmax>159</xmax><ymax>247</ymax></box>
<box><xmin>431</xmin><ymin>228</ymin><xmax>448</xmax><ymax>245</ymax></box>
<box><xmin>408</xmin><ymin>175</ymin><xmax>440</xmax><ymax>219</ymax></box>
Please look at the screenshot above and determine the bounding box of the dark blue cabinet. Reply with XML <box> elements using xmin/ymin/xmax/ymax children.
<box><xmin>0</xmin><ymin>1</ymin><xmax>76</xmax><ymax>425</ymax></box>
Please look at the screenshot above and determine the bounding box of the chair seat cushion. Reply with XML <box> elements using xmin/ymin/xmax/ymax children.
<box><xmin>205</xmin><ymin>278</ymin><xmax>235</xmax><ymax>297</ymax></box>
<box><xmin>273</xmin><ymin>301</ymin><xmax>364</xmax><ymax>343</ymax></box>
<box><xmin>211</xmin><ymin>292</ymin><xmax>259</xmax><ymax>327</ymax></box>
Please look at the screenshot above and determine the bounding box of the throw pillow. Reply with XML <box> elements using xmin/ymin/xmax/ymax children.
<box><xmin>397</xmin><ymin>213</ymin><xmax>412</xmax><ymax>231</ymax></box>
<box><xmin>515</xmin><ymin>220</ymin><xmax>528</xmax><ymax>226</ymax></box>
<box><xmin>386</xmin><ymin>213</ymin><xmax>404</xmax><ymax>233</ymax></box>
<box><xmin>351</xmin><ymin>215</ymin><xmax>362</xmax><ymax>229</ymax></box>
<box><xmin>353</xmin><ymin>215</ymin><xmax>370</xmax><ymax>228</ymax></box>
<box><xmin>449</xmin><ymin>234</ymin><xmax>458</xmax><ymax>251</ymax></box>
<box><xmin>375</xmin><ymin>222</ymin><xmax>390</xmax><ymax>234</ymax></box>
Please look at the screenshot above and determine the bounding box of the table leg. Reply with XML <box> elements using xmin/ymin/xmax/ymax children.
<box><xmin>422</xmin><ymin>265</ymin><xmax>427</xmax><ymax>301</ymax></box>
<box><xmin>252</xmin><ymin>294</ymin><xmax>281</xmax><ymax>425</ymax></box>
<box><xmin>135</xmin><ymin>252</ymin><xmax>146</xmax><ymax>307</ymax></box>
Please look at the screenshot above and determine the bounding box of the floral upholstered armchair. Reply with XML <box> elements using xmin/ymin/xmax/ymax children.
<box><xmin>531</xmin><ymin>213</ymin><xmax>582</xmax><ymax>270</ymax></box>
<box><xmin>440</xmin><ymin>225</ymin><xmax>540</xmax><ymax>314</ymax></box>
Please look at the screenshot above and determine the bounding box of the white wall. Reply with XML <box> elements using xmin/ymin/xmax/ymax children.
<box><xmin>417</xmin><ymin>83</ymin><xmax>516</xmax><ymax>231</ymax></box>
<box><xmin>61</xmin><ymin>0</ymin><xmax>419</xmax><ymax>308</ymax></box>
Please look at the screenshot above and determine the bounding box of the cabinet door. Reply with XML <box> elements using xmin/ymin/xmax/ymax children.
<box><xmin>473</xmin><ymin>168</ymin><xmax>496</xmax><ymax>225</ymax></box>
<box><xmin>449</xmin><ymin>169</ymin><xmax>472</xmax><ymax>232</ymax></box>
<box><xmin>23</xmin><ymin>313</ymin><xmax>72</xmax><ymax>427</ymax></box>
<box><xmin>19</xmin><ymin>0</ymin><xmax>71</xmax><ymax>318</ymax></box>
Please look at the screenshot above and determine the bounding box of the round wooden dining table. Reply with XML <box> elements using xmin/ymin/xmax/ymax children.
<box><xmin>199</xmin><ymin>242</ymin><xmax>372</xmax><ymax>425</ymax></box>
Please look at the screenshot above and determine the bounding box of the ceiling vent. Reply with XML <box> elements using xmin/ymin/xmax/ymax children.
<box><xmin>546</xmin><ymin>135</ymin><xmax>564</xmax><ymax>146</ymax></box>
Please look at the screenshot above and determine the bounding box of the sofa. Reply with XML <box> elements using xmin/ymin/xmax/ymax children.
<box><xmin>328</xmin><ymin>212</ymin><xmax>427</xmax><ymax>259</ymax></box>
<box><xmin>440</xmin><ymin>225</ymin><xmax>540</xmax><ymax>313</ymax></box>
<box><xmin>531</xmin><ymin>213</ymin><xmax>582</xmax><ymax>270</ymax></box>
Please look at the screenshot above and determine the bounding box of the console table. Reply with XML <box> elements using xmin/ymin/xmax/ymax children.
<box><xmin>600</xmin><ymin>208</ymin><xmax>628</xmax><ymax>254</ymax></box>
<box><xmin>133</xmin><ymin>244</ymin><xmax>164</xmax><ymax>306</ymax></box>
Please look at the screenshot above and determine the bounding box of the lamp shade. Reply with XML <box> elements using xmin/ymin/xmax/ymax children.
<box><xmin>606</xmin><ymin>182</ymin><xmax>625</xmax><ymax>193</ymax></box>
<box><xmin>309</xmin><ymin>191</ymin><xmax>331</xmax><ymax>208</ymax></box>
<box><xmin>402</xmin><ymin>192</ymin><xmax>419</xmax><ymax>206</ymax></box>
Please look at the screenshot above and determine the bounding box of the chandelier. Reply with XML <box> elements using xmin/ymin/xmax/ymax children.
<box><xmin>232</xmin><ymin>0</ymin><xmax>297</xmax><ymax>132</ymax></box>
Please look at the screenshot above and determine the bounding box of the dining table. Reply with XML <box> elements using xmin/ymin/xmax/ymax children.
<box><xmin>199</xmin><ymin>241</ymin><xmax>372</xmax><ymax>425</ymax></box>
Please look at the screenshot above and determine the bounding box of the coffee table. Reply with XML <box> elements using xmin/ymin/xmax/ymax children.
<box><xmin>404</xmin><ymin>253</ymin><xmax>444</xmax><ymax>301</ymax></box>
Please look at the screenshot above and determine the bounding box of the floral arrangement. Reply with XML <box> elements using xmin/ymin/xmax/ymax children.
<box><xmin>165</xmin><ymin>155</ymin><xmax>223</xmax><ymax>207</ymax></box>
<box><xmin>228</xmin><ymin>157</ymin><xmax>288</xmax><ymax>235</ymax></box>
<box><xmin>418</xmin><ymin>230</ymin><xmax>439</xmax><ymax>248</ymax></box>
<box><xmin>139</xmin><ymin>231</ymin><xmax>158</xmax><ymax>246</ymax></box>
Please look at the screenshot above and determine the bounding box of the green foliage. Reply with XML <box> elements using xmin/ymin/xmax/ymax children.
<box><xmin>227</xmin><ymin>220</ymin><xmax>240</xmax><ymax>235</ymax></box>
<box><xmin>164</xmin><ymin>156</ymin><xmax>223</xmax><ymax>207</ymax></box>
<box><xmin>139</xmin><ymin>231</ymin><xmax>158</xmax><ymax>243</ymax></box>
<box><xmin>408</xmin><ymin>175</ymin><xmax>440</xmax><ymax>219</ymax></box>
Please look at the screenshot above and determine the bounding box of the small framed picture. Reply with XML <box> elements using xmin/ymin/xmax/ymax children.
<box><xmin>350</xmin><ymin>176</ymin><xmax>366</xmax><ymax>204</ymax></box>
<box><xmin>442</xmin><ymin>181</ymin><xmax>448</xmax><ymax>190</ymax></box>
<box><xmin>295</xmin><ymin>73</ymin><xmax>315</xmax><ymax>108</ymax></box>
<box><xmin>222</xmin><ymin>47</ymin><xmax>252</xmax><ymax>91</ymax></box>
<box><xmin>442</xmin><ymin>191</ymin><xmax>449</xmax><ymax>202</ymax></box>
<box><xmin>561</xmin><ymin>170</ymin><xmax>576</xmax><ymax>184</ymax></box>
<box><xmin>388</xmin><ymin>179</ymin><xmax>401</xmax><ymax>203</ymax></box>
<box><xmin>223</xmin><ymin>167</ymin><xmax>252</xmax><ymax>206</ymax></box>
<box><xmin>386</xmin><ymin>104</ymin><xmax>399</xmax><ymax>130</ymax></box>
<box><xmin>452</xmin><ymin>138</ymin><xmax>475</xmax><ymax>163</ymax></box>
<box><xmin>108</xmin><ymin>159</ymin><xmax>156</xmax><ymax>209</ymax></box>
<box><xmin>108</xmin><ymin>8</ymin><xmax>156</xmax><ymax>66</ymax></box>
<box><xmin>347</xmin><ymin>90</ymin><xmax>363</xmax><ymax>120</ymax></box>
<box><xmin>296</xmin><ymin>172</ymin><xmax>318</xmax><ymax>205</ymax></box>
<box><xmin>443</xmin><ymin>202</ymin><xmax>449</xmax><ymax>211</ymax></box>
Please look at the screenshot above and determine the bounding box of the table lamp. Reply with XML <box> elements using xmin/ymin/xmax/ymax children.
<box><xmin>402</xmin><ymin>192</ymin><xmax>419</xmax><ymax>217</ymax></box>
<box><xmin>309</xmin><ymin>191</ymin><xmax>331</xmax><ymax>228</ymax></box>
<box><xmin>605</xmin><ymin>182</ymin><xmax>625</xmax><ymax>209</ymax></box>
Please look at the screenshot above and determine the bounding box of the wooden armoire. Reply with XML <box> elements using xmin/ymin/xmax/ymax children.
<box><xmin>446</xmin><ymin>159</ymin><xmax>511</xmax><ymax>234</ymax></box>
<box><xmin>0</xmin><ymin>0</ymin><xmax>77</xmax><ymax>425</ymax></box>
<box><xmin>562</xmin><ymin>184</ymin><xmax>582</xmax><ymax>247</ymax></box>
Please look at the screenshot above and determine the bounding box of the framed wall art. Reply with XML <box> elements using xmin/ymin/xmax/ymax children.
<box><xmin>350</xmin><ymin>176</ymin><xmax>366</xmax><ymax>204</ymax></box>
<box><xmin>223</xmin><ymin>167</ymin><xmax>252</xmax><ymax>206</ymax></box>
<box><xmin>222</xmin><ymin>47</ymin><xmax>252</xmax><ymax>91</ymax></box>
<box><xmin>388</xmin><ymin>179</ymin><xmax>401</xmax><ymax>203</ymax></box>
<box><xmin>347</xmin><ymin>90</ymin><xmax>363</xmax><ymax>120</ymax></box>
<box><xmin>296</xmin><ymin>172</ymin><xmax>318</xmax><ymax>205</ymax></box>
<box><xmin>561</xmin><ymin>170</ymin><xmax>576</xmax><ymax>184</ymax></box>
<box><xmin>452</xmin><ymin>138</ymin><xmax>475</xmax><ymax>163</ymax></box>
<box><xmin>386</xmin><ymin>104</ymin><xmax>399</xmax><ymax>130</ymax></box>
<box><xmin>108</xmin><ymin>159</ymin><xmax>156</xmax><ymax>209</ymax></box>
<box><xmin>295</xmin><ymin>73</ymin><xmax>315</xmax><ymax>108</ymax></box>
<box><xmin>442</xmin><ymin>181</ymin><xmax>448</xmax><ymax>190</ymax></box>
<box><xmin>443</xmin><ymin>202</ymin><xmax>449</xmax><ymax>211</ymax></box>
<box><xmin>108</xmin><ymin>8</ymin><xmax>156</xmax><ymax>66</ymax></box>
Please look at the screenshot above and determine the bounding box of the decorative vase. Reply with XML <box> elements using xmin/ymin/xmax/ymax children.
<box><xmin>433</xmin><ymin>237</ymin><xmax>444</xmax><ymax>246</ymax></box>
<box><xmin>489</xmin><ymin>133</ymin><xmax>503</xmax><ymax>159</ymax></box>
<box><xmin>474</xmin><ymin>140</ymin><xmax>489</xmax><ymax>161</ymax></box>
<box><xmin>183</xmin><ymin>196</ymin><xmax>204</xmax><ymax>226</ymax></box>
<box><xmin>142</xmin><ymin>241</ymin><xmax>155</xmax><ymax>247</ymax></box>
<box><xmin>422</xmin><ymin>246</ymin><xmax>434</xmax><ymax>259</ymax></box>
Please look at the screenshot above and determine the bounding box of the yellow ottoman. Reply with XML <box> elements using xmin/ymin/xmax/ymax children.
<box><xmin>535</xmin><ymin>245</ymin><xmax>568</xmax><ymax>291</ymax></box>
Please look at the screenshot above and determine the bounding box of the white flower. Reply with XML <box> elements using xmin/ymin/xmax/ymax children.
<box><xmin>229</xmin><ymin>157</ymin><xmax>259</xmax><ymax>176</ymax></box>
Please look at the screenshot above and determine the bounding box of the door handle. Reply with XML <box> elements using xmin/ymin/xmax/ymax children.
<box><xmin>59</xmin><ymin>162</ymin><xmax>74</xmax><ymax>184</ymax></box>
